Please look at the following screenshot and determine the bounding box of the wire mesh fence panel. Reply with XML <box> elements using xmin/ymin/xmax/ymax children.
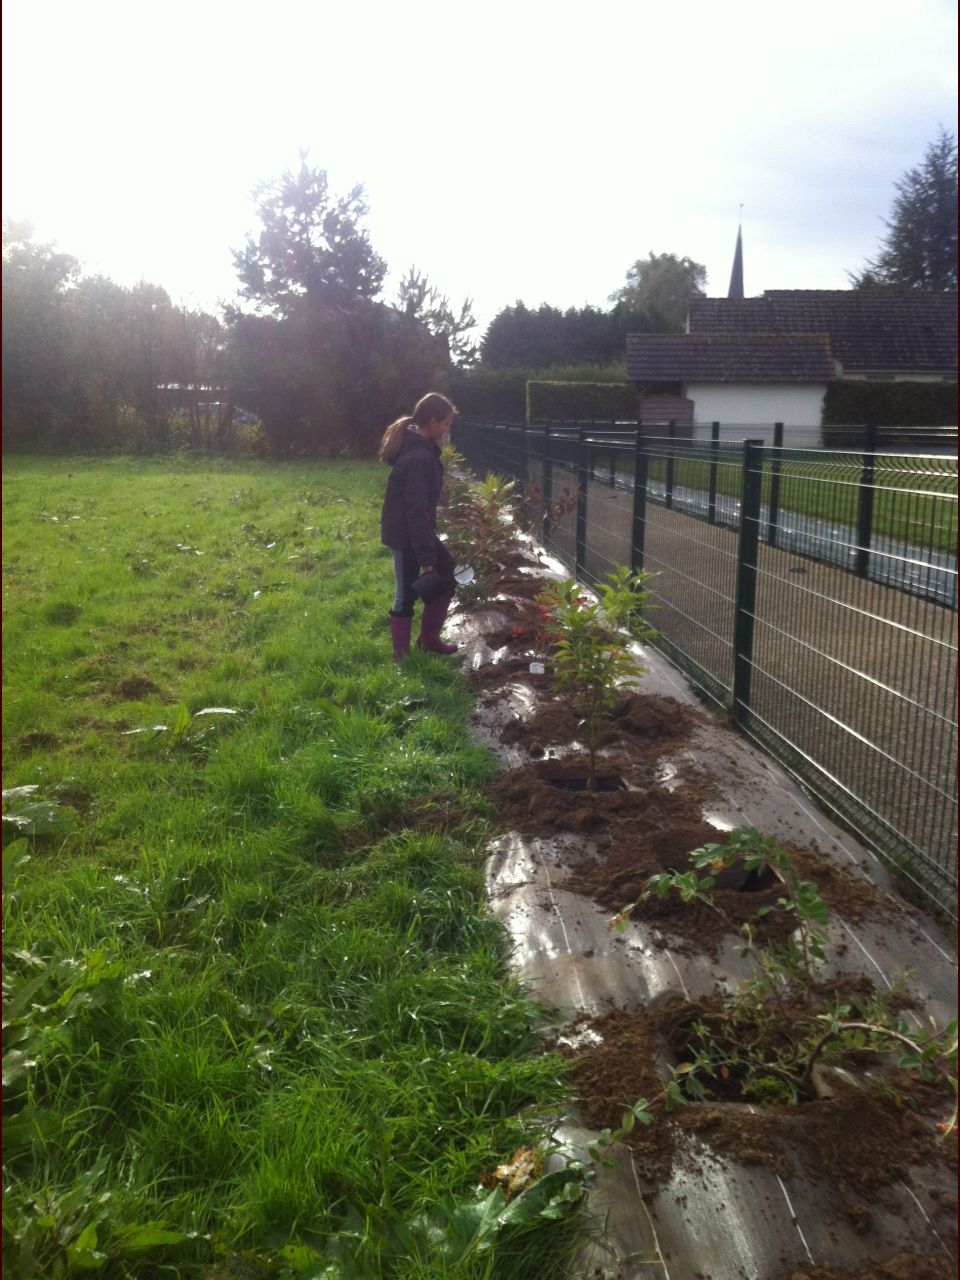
<box><xmin>451</xmin><ymin>417</ymin><xmax>958</xmax><ymax>912</ymax></box>
<box><xmin>583</xmin><ymin>477</ymin><xmax>634</xmax><ymax>581</ymax></box>
<box><xmin>637</xmin><ymin>439</ymin><xmax>747</xmax><ymax>701</ymax></box>
<box><xmin>745</xmin><ymin>447</ymin><xmax>958</xmax><ymax>901</ymax></box>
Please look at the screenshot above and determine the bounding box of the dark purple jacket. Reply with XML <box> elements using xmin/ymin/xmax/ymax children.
<box><xmin>380</xmin><ymin>429</ymin><xmax>444</xmax><ymax>566</ymax></box>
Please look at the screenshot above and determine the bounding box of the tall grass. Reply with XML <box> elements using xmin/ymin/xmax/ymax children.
<box><xmin>2</xmin><ymin>456</ymin><xmax>575</xmax><ymax>1278</ymax></box>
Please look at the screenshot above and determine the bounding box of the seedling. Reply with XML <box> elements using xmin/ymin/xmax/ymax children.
<box><xmin>438</xmin><ymin>450</ymin><xmax>520</xmax><ymax>602</ymax></box>
<box><xmin>535</xmin><ymin>567</ymin><xmax>657</xmax><ymax>788</ymax></box>
<box><xmin>611</xmin><ymin>828</ymin><xmax>958</xmax><ymax>1132</ymax></box>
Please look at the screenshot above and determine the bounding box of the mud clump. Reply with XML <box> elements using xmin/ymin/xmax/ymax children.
<box><xmin>113</xmin><ymin>674</ymin><xmax>161</xmax><ymax>700</ymax></box>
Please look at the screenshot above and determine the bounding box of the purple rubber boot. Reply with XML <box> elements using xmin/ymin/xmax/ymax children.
<box><xmin>416</xmin><ymin>595</ymin><xmax>459</xmax><ymax>654</ymax></box>
<box><xmin>389</xmin><ymin>613</ymin><xmax>412</xmax><ymax>659</ymax></box>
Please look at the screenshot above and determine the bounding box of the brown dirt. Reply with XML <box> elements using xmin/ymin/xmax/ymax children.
<box><xmin>112</xmin><ymin>674</ymin><xmax>161</xmax><ymax>699</ymax></box>
<box><xmin>787</xmin><ymin>1255</ymin><xmax>955</xmax><ymax>1279</ymax></box>
<box><xmin>500</xmin><ymin>691</ymin><xmax>703</xmax><ymax>760</ymax></box>
<box><xmin>494</xmin><ymin>549</ymin><xmax>543</xmax><ymax>573</ymax></box>
<box><xmin>485</xmin><ymin>570</ymin><xmax>547</xmax><ymax>600</ymax></box>
<box><xmin>485</xmin><ymin>755</ymin><xmax>884</xmax><ymax>952</ymax></box>
<box><xmin>470</xmin><ymin>655</ymin><xmax>557</xmax><ymax>693</ymax></box>
<box><xmin>342</xmin><ymin>792</ymin><xmax>471</xmax><ymax>848</ymax></box>
<box><xmin>563</xmin><ymin>995</ymin><xmax>957</xmax><ymax>1208</ymax></box>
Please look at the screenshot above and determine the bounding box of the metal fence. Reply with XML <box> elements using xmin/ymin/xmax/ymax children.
<box><xmin>453</xmin><ymin>417</ymin><xmax>959</xmax><ymax>915</ymax></box>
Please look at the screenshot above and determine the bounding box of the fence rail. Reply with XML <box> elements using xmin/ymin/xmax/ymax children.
<box><xmin>453</xmin><ymin>417</ymin><xmax>959</xmax><ymax>915</ymax></box>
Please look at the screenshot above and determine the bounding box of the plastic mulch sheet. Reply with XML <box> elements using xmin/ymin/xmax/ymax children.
<box><xmin>450</xmin><ymin>548</ymin><xmax>957</xmax><ymax>1280</ymax></box>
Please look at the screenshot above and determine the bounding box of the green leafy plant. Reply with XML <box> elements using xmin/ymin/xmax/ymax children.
<box><xmin>2</xmin><ymin>787</ymin><xmax>78</xmax><ymax>845</ymax></box>
<box><xmin>438</xmin><ymin>449</ymin><xmax>520</xmax><ymax>602</ymax></box>
<box><xmin>3</xmin><ymin>1152</ymin><xmax>194</xmax><ymax>1278</ymax></box>
<box><xmin>612</xmin><ymin>828</ymin><xmax>958</xmax><ymax>1131</ymax></box>
<box><xmin>535</xmin><ymin>567</ymin><xmax>657</xmax><ymax>788</ymax></box>
<box><xmin>514</xmin><ymin>476</ymin><xmax>579</xmax><ymax>540</ymax></box>
<box><xmin>620</xmin><ymin>827</ymin><xmax>830</xmax><ymax>988</ymax></box>
<box><xmin>121</xmin><ymin>704</ymin><xmax>241</xmax><ymax>750</ymax></box>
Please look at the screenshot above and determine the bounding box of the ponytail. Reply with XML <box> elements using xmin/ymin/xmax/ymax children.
<box><xmin>378</xmin><ymin>392</ymin><xmax>457</xmax><ymax>464</ymax></box>
<box><xmin>378</xmin><ymin>415</ymin><xmax>414</xmax><ymax>464</ymax></box>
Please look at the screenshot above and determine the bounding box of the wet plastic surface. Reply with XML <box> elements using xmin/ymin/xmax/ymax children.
<box><xmin>451</xmin><ymin>550</ymin><xmax>958</xmax><ymax>1279</ymax></box>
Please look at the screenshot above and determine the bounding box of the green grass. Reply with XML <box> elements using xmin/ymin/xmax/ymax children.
<box><xmin>600</xmin><ymin>450</ymin><xmax>959</xmax><ymax>554</ymax></box>
<box><xmin>2</xmin><ymin>456</ymin><xmax>577</xmax><ymax>1279</ymax></box>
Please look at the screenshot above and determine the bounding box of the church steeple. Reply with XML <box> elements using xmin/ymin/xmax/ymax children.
<box><xmin>728</xmin><ymin>215</ymin><xmax>744</xmax><ymax>299</ymax></box>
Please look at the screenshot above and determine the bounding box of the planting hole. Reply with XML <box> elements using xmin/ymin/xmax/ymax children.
<box><xmin>666</xmin><ymin>862</ymin><xmax>779</xmax><ymax>894</ymax></box>
<box><xmin>548</xmin><ymin>775</ymin><xmax>627</xmax><ymax>793</ymax></box>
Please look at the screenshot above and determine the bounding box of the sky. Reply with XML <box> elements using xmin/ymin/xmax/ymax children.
<box><xmin>3</xmin><ymin>0</ymin><xmax>957</xmax><ymax>335</ymax></box>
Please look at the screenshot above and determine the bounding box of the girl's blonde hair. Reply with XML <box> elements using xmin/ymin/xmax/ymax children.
<box><xmin>378</xmin><ymin>392</ymin><xmax>457</xmax><ymax>464</ymax></box>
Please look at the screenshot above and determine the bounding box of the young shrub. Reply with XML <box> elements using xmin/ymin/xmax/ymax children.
<box><xmin>612</xmin><ymin>828</ymin><xmax>959</xmax><ymax>1128</ymax></box>
<box><xmin>438</xmin><ymin>447</ymin><xmax>520</xmax><ymax>602</ymax></box>
<box><xmin>535</xmin><ymin>567</ymin><xmax>657</xmax><ymax>788</ymax></box>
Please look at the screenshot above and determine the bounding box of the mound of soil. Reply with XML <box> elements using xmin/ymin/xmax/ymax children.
<box><xmin>470</xmin><ymin>655</ymin><xmax>556</xmax><ymax>692</ymax></box>
<box><xmin>113</xmin><ymin>674</ymin><xmax>161</xmax><ymax>699</ymax></box>
<box><xmin>564</xmin><ymin>996</ymin><xmax>957</xmax><ymax>1210</ymax></box>
<box><xmin>485</xmin><ymin>755</ymin><xmax>883</xmax><ymax>952</ymax></box>
<box><xmin>485</xmin><ymin>570</ymin><xmax>547</xmax><ymax>600</ymax></box>
<box><xmin>499</xmin><ymin>692</ymin><xmax>701</xmax><ymax>760</ymax></box>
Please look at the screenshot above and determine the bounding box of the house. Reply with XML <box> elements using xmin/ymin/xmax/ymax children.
<box><xmin>625</xmin><ymin>287</ymin><xmax>958</xmax><ymax>433</ymax></box>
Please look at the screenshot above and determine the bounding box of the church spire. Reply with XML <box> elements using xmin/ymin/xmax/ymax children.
<box><xmin>727</xmin><ymin>212</ymin><xmax>744</xmax><ymax>299</ymax></box>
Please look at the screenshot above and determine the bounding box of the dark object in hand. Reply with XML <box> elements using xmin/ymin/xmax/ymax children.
<box><xmin>411</xmin><ymin>571</ymin><xmax>447</xmax><ymax>604</ymax></box>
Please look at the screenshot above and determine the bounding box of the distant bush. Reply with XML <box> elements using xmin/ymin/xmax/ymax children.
<box><xmin>448</xmin><ymin>362</ymin><xmax>629</xmax><ymax>420</ymax></box>
<box><xmin>526</xmin><ymin>380</ymin><xmax>637</xmax><ymax>423</ymax></box>
<box><xmin>823</xmin><ymin>380</ymin><xmax>958</xmax><ymax>427</ymax></box>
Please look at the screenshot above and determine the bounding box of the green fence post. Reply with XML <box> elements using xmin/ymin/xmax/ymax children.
<box><xmin>732</xmin><ymin>440</ymin><xmax>764</xmax><ymax>726</ymax></box>
<box><xmin>855</xmin><ymin>424</ymin><xmax>878</xmax><ymax>579</ymax></box>
<box><xmin>664</xmin><ymin>420</ymin><xmax>677</xmax><ymax>509</ymax></box>
<box><xmin>631</xmin><ymin>425</ymin><xmax>649</xmax><ymax>572</ymax></box>
<box><xmin>707</xmin><ymin>421</ymin><xmax>720</xmax><ymax>524</ymax></box>
<box><xmin>542</xmin><ymin>425</ymin><xmax>554</xmax><ymax>542</ymax></box>
<box><xmin>767</xmin><ymin>422</ymin><xmax>784</xmax><ymax>547</ymax></box>
<box><xmin>575</xmin><ymin>424</ymin><xmax>589</xmax><ymax>577</ymax></box>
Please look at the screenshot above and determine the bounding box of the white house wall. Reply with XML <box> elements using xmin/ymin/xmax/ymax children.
<box><xmin>686</xmin><ymin>383</ymin><xmax>826</xmax><ymax>429</ymax></box>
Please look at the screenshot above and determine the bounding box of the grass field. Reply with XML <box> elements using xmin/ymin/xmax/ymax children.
<box><xmin>603</xmin><ymin>450</ymin><xmax>959</xmax><ymax>554</ymax></box>
<box><xmin>2</xmin><ymin>456</ymin><xmax>577</xmax><ymax>1279</ymax></box>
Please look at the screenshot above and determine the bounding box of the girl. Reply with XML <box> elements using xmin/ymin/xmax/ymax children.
<box><xmin>379</xmin><ymin>392</ymin><xmax>459</xmax><ymax>658</ymax></box>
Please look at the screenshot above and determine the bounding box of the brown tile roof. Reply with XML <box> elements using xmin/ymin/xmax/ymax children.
<box><xmin>625</xmin><ymin>333</ymin><xmax>834</xmax><ymax>384</ymax></box>
<box><xmin>687</xmin><ymin>290</ymin><xmax>958</xmax><ymax>373</ymax></box>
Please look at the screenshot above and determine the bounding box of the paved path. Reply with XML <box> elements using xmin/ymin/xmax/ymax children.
<box><xmin>643</xmin><ymin>479</ymin><xmax>957</xmax><ymax>607</ymax></box>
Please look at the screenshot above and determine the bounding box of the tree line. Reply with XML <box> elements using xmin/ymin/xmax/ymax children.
<box><xmin>3</xmin><ymin>132</ymin><xmax>955</xmax><ymax>456</ymax></box>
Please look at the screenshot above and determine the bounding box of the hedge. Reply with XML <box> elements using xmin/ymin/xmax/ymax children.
<box><xmin>525</xmin><ymin>381</ymin><xmax>638</xmax><ymax>424</ymax></box>
<box><xmin>446</xmin><ymin>363</ymin><xmax>629</xmax><ymax>421</ymax></box>
<box><xmin>823</xmin><ymin>380</ymin><xmax>958</xmax><ymax>426</ymax></box>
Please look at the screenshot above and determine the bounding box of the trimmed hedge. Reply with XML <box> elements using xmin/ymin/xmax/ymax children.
<box><xmin>823</xmin><ymin>380</ymin><xmax>958</xmax><ymax>426</ymax></box>
<box><xmin>525</xmin><ymin>381</ymin><xmax>638</xmax><ymax>424</ymax></box>
<box><xmin>445</xmin><ymin>368</ymin><xmax>529</xmax><ymax>419</ymax></box>
<box><xmin>446</xmin><ymin>363</ymin><xmax>630</xmax><ymax>421</ymax></box>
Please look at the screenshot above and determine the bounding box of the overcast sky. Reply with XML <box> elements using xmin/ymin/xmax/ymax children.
<box><xmin>3</xmin><ymin>0</ymin><xmax>957</xmax><ymax>333</ymax></box>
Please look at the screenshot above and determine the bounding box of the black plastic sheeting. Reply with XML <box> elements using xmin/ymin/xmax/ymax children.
<box><xmin>452</xmin><ymin>547</ymin><xmax>957</xmax><ymax>1280</ymax></box>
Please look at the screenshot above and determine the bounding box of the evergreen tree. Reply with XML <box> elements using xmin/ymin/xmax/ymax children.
<box><xmin>227</xmin><ymin>160</ymin><xmax>451</xmax><ymax>455</ymax></box>
<box><xmin>395</xmin><ymin>267</ymin><xmax>478</xmax><ymax>369</ymax></box>
<box><xmin>851</xmin><ymin>129</ymin><xmax>958</xmax><ymax>291</ymax></box>
<box><xmin>233</xmin><ymin>155</ymin><xmax>387</xmax><ymax>317</ymax></box>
